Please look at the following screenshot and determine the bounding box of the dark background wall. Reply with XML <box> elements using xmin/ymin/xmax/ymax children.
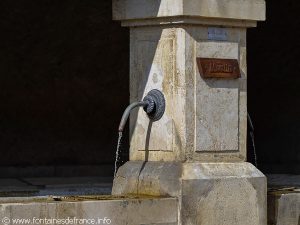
<box><xmin>248</xmin><ymin>0</ymin><xmax>300</xmax><ymax>174</ymax></box>
<box><xmin>0</xmin><ymin>0</ymin><xmax>298</xmax><ymax>175</ymax></box>
<box><xmin>0</xmin><ymin>0</ymin><xmax>129</xmax><ymax>171</ymax></box>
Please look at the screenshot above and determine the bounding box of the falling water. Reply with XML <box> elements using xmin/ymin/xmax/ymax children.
<box><xmin>249</xmin><ymin>131</ymin><xmax>258</xmax><ymax>167</ymax></box>
<box><xmin>247</xmin><ymin>113</ymin><xmax>258</xmax><ymax>167</ymax></box>
<box><xmin>114</xmin><ymin>131</ymin><xmax>123</xmax><ymax>178</ymax></box>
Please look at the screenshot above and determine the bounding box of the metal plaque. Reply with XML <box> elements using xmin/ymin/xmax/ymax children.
<box><xmin>197</xmin><ymin>58</ymin><xmax>241</xmax><ymax>79</ymax></box>
<box><xmin>208</xmin><ymin>27</ymin><xmax>228</xmax><ymax>41</ymax></box>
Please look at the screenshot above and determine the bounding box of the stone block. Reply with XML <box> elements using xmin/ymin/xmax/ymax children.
<box><xmin>113</xmin><ymin>0</ymin><xmax>266</xmax><ymax>164</ymax></box>
<box><xmin>268</xmin><ymin>189</ymin><xmax>300</xmax><ymax>225</ymax></box>
<box><xmin>128</xmin><ymin>25</ymin><xmax>247</xmax><ymax>162</ymax></box>
<box><xmin>113</xmin><ymin>161</ymin><xmax>267</xmax><ymax>225</ymax></box>
<box><xmin>0</xmin><ymin>196</ymin><xmax>178</xmax><ymax>225</ymax></box>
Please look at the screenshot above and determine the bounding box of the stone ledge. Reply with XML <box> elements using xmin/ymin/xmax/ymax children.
<box><xmin>113</xmin><ymin>0</ymin><xmax>266</xmax><ymax>22</ymax></box>
<box><xmin>120</xmin><ymin>17</ymin><xmax>258</xmax><ymax>28</ymax></box>
<box><xmin>113</xmin><ymin>161</ymin><xmax>266</xmax><ymax>195</ymax></box>
<box><xmin>0</xmin><ymin>196</ymin><xmax>178</xmax><ymax>225</ymax></box>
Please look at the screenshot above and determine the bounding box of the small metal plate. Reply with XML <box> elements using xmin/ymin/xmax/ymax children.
<box><xmin>197</xmin><ymin>58</ymin><xmax>241</xmax><ymax>79</ymax></box>
<box><xmin>208</xmin><ymin>27</ymin><xmax>228</xmax><ymax>41</ymax></box>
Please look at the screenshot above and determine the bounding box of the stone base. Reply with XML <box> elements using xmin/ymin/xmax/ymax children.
<box><xmin>113</xmin><ymin>161</ymin><xmax>267</xmax><ymax>225</ymax></box>
<box><xmin>268</xmin><ymin>188</ymin><xmax>300</xmax><ymax>225</ymax></box>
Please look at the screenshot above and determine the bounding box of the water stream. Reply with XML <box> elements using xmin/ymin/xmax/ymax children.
<box><xmin>250</xmin><ymin>131</ymin><xmax>258</xmax><ymax>167</ymax></box>
<box><xmin>247</xmin><ymin>113</ymin><xmax>258</xmax><ymax>167</ymax></box>
<box><xmin>114</xmin><ymin>131</ymin><xmax>123</xmax><ymax>178</ymax></box>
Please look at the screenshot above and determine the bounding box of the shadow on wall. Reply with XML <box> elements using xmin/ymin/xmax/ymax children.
<box><xmin>128</xmin><ymin>29</ymin><xmax>162</xmax><ymax>160</ymax></box>
<box><xmin>0</xmin><ymin>0</ymin><xmax>129</xmax><ymax>168</ymax></box>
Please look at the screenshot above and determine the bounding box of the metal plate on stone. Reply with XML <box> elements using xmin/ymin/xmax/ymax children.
<box><xmin>208</xmin><ymin>27</ymin><xmax>227</xmax><ymax>41</ymax></box>
<box><xmin>197</xmin><ymin>58</ymin><xmax>241</xmax><ymax>79</ymax></box>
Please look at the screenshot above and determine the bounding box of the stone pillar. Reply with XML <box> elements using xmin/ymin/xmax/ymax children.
<box><xmin>112</xmin><ymin>1</ymin><xmax>266</xmax><ymax>224</ymax></box>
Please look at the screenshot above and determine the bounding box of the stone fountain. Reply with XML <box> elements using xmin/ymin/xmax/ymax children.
<box><xmin>112</xmin><ymin>0</ymin><xmax>267</xmax><ymax>224</ymax></box>
<box><xmin>0</xmin><ymin>1</ymin><xmax>267</xmax><ymax>225</ymax></box>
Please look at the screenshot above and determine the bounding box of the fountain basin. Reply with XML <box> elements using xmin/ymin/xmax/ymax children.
<box><xmin>0</xmin><ymin>195</ymin><xmax>178</xmax><ymax>225</ymax></box>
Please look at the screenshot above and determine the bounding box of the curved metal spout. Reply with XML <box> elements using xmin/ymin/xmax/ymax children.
<box><xmin>118</xmin><ymin>89</ymin><xmax>166</xmax><ymax>132</ymax></box>
<box><xmin>118</xmin><ymin>101</ymin><xmax>148</xmax><ymax>132</ymax></box>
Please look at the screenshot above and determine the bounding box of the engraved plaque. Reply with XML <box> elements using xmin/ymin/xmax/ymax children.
<box><xmin>197</xmin><ymin>58</ymin><xmax>241</xmax><ymax>79</ymax></box>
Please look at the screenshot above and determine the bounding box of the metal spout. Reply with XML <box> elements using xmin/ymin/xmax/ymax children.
<box><xmin>118</xmin><ymin>101</ymin><xmax>148</xmax><ymax>132</ymax></box>
<box><xmin>118</xmin><ymin>89</ymin><xmax>165</xmax><ymax>132</ymax></box>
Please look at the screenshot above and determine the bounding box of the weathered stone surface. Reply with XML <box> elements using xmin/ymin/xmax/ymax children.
<box><xmin>113</xmin><ymin>0</ymin><xmax>266</xmax><ymax>22</ymax></box>
<box><xmin>0</xmin><ymin>196</ymin><xmax>178</xmax><ymax>225</ymax></box>
<box><xmin>113</xmin><ymin>161</ymin><xmax>182</xmax><ymax>196</ymax></box>
<box><xmin>129</xmin><ymin>27</ymin><xmax>181</xmax><ymax>161</ymax></box>
<box><xmin>113</xmin><ymin>162</ymin><xmax>267</xmax><ymax>225</ymax></box>
<box><xmin>113</xmin><ymin>0</ymin><xmax>265</xmax><ymax>164</ymax></box>
<box><xmin>181</xmin><ymin>163</ymin><xmax>267</xmax><ymax>225</ymax></box>
<box><xmin>195</xmin><ymin>39</ymin><xmax>243</xmax><ymax>152</ymax></box>
<box><xmin>128</xmin><ymin>25</ymin><xmax>247</xmax><ymax>162</ymax></box>
<box><xmin>268</xmin><ymin>190</ymin><xmax>300</xmax><ymax>225</ymax></box>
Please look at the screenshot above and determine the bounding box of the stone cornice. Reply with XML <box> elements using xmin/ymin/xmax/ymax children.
<box><xmin>113</xmin><ymin>0</ymin><xmax>266</xmax><ymax>24</ymax></box>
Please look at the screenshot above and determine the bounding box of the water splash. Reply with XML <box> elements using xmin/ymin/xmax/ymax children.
<box><xmin>114</xmin><ymin>131</ymin><xmax>123</xmax><ymax>178</ymax></box>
